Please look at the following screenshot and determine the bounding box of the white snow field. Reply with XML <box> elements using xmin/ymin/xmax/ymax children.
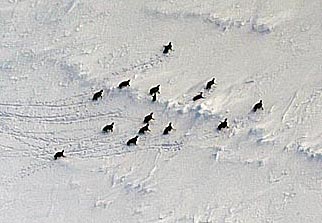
<box><xmin>1</xmin><ymin>0</ymin><xmax>322</xmax><ymax>222</ymax></box>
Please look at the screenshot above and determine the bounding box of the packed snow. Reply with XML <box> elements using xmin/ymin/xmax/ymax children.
<box><xmin>1</xmin><ymin>0</ymin><xmax>322</xmax><ymax>222</ymax></box>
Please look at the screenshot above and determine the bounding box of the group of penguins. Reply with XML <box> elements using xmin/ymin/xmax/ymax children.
<box><xmin>91</xmin><ymin>83</ymin><xmax>175</xmax><ymax>147</ymax></box>
<box><xmin>99</xmin><ymin>112</ymin><xmax>174</xmax><ymax>146</ymax></box>
<box><xmin>54</xmin><ymin>42</ymin><xmax>264</xmax><ymax>160</ymax></box>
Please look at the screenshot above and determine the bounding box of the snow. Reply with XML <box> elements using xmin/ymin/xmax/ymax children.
<box><xmin>1</xmin><ymin>0</ymin><xmax>322</xmax><ymax>222</ymax></box>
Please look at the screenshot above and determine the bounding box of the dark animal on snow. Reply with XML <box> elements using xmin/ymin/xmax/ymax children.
<box><xmin>102</xmin><ymin>122</ymin><xmax>114</xmax><ymax>132</ymax></box>
<box><xmin>54</xmin><ymin>150</ymin><xmax>65</xmax><ymax>160</ymax></box>
<box><xmin>152</xmin><ymin>93</ymin><xmax>157</xmax><ymax>102</ymax></box>
<box><xmin>149</xmin><ymin>85</ymin><xmax>160</xmax><ymax>95</ymax></box>
<box><xmin>139</xmin><ymin>124</ymin><xmax>150</xmax><ymax>134</ymax></box>
<box><xmin>127</xmin><ymin>136</ymin><xmax>139</xmax><ymax>146</ymax></box>
<box><xmin>193</xmin><ymin>92</ymin><xmax>204</xmax><ymax>101</ymax></box>
<box><xmin>206</xmin><ymin>78</ymin><xmax>216</xmax><ymax>90</ymax></box>
<box><xmin>118</xmin><ymin>80</ymin><xmax>130</xmax><ymax>89</ymax></box>
<box><xmin>92</xmin><ymin>90</ymin><xmax>103</xmax><ymax>101</ymax></box>
<box><xmin>163</xmin><ymin>42</ymin><xmax>173</xmax><ymax>54</ymax></box>
<box><xmin>163</xmin><ymin>122</ymin><xmax>174</xmax><ymax>135</ymax></box>
<box><xmin>252</xmin><ymin>100</ymin><xmax>264</xmax><ymax>112</ymax></box>
<box><xmin>144</xmin><ymin>112</ymin><xmax>154</xmax><ymax>124</ymax></box>
<box><xmin>217</xmin><ymin>118</ymin><xmax>228</xmax><ymax>131</ymax></box>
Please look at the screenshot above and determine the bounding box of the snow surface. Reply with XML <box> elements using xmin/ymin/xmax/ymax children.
<box><xmin>1</xmin><ymin>0</ymin><xmax>322</xmax><ymax>222</ymax></box>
